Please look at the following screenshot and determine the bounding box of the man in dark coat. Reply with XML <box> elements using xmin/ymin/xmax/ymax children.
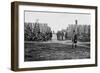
<box><xmin>61</xmin><ymin>32</ymin><xmax>64</xmax><ymax>40</ymax></box>
<box><xmin>72</xmin><ymin>30</ymin><xmax>77</xmax><ymax>48</ymax></box>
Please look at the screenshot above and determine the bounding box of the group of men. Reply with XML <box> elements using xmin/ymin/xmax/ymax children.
<box><xmin>56</xmin><ymin>30</ymin><xmax>77</xmax><ymax>48</ymax></box>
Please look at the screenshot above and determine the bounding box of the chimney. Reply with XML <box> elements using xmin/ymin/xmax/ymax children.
<box><xmin>75</xmin><ymin>20</ymin><xmax>78</xmax><ymax>25</ymax></box>
<box><xmin>75</xmin><ymin>20</ymin><xmax>78</xmax><ymax>34</ymax></box>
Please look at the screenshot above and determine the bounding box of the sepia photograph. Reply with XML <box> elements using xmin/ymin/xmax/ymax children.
<box><xmin>24</xmin><ymin>11</ymin><xmax>91</xmax><ymax>61</ymax></box>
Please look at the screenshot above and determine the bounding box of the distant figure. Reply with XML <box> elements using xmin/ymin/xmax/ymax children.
<box><xmin>72</xmin><ymin>30</ymin><xmax>77</xmax><ymax>48</ymax></box>
<box><xmin>61</xmin><ymin>32</ymin><xmax>64</xmax><ymax>40</ymax></box>
<box><xmin>56</xmin><ymin>31</ymin><xmax>60</xmax><ymax>40</ymax></box>
<box><xmin>49</xmin><ymin>31</ymin><xmax>52</xmax><ymax>40</ymax></box>
<box><xmin>56</xmin><ymin>31</ymin><xmax>61</xmax><ymax>40</ymax></box>
<box><xmin>65</xmin><ymin>32</ymin><xmax>68</xmax><ymax>40</ymax></box>
<box><xmin>57</xmin><ymin>31</ymin><xmax>64</xmax><ymax>40</ymax></box>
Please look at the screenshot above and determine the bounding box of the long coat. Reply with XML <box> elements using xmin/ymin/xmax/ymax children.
<box><xmin>72</xmin><ymin>33</ymin><xmax>77</xmax><ymax>43</ymax></box>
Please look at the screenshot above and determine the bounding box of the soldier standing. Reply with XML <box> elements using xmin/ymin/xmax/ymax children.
<box><xmin>72</xmin><ymin>30</ymin><xmax>77</xmax><ymax>48</ymax></box>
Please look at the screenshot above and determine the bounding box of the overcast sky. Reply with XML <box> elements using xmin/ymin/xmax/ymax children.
<box><xmin>25</xmin><ymin>11</ymin><xmax>91</xmax><ymax>33</ymax></box>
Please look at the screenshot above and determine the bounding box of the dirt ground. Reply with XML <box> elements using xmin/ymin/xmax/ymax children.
<box><xmin>24</xmin><ymin>41</ymin><xmax>90</xmax><ymax>61</ymax></box>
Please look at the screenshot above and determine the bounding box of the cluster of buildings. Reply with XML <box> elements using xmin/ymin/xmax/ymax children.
<box><xmin>24</xmin><ymin>20</ymin><xmax>52</xmax><ymax>41</ymax></box>
<box><xmin>66</xmin><ymin>24</ymin><xmax>90</xmax><ymax>37</ymax></box>
<box><xmin>24</xmin><ymin>20</ymin><xmax>90</xmax><ymax>41</ymax></box>
<box><xmin>57</xmin><ymin>20</ymin><xmax>90</xmax><ymax>40</ymax></box>
<box><xmin>24</xmin><ymin>21</ymin><xmax>51</xmax><ymax>34</ymax></box>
